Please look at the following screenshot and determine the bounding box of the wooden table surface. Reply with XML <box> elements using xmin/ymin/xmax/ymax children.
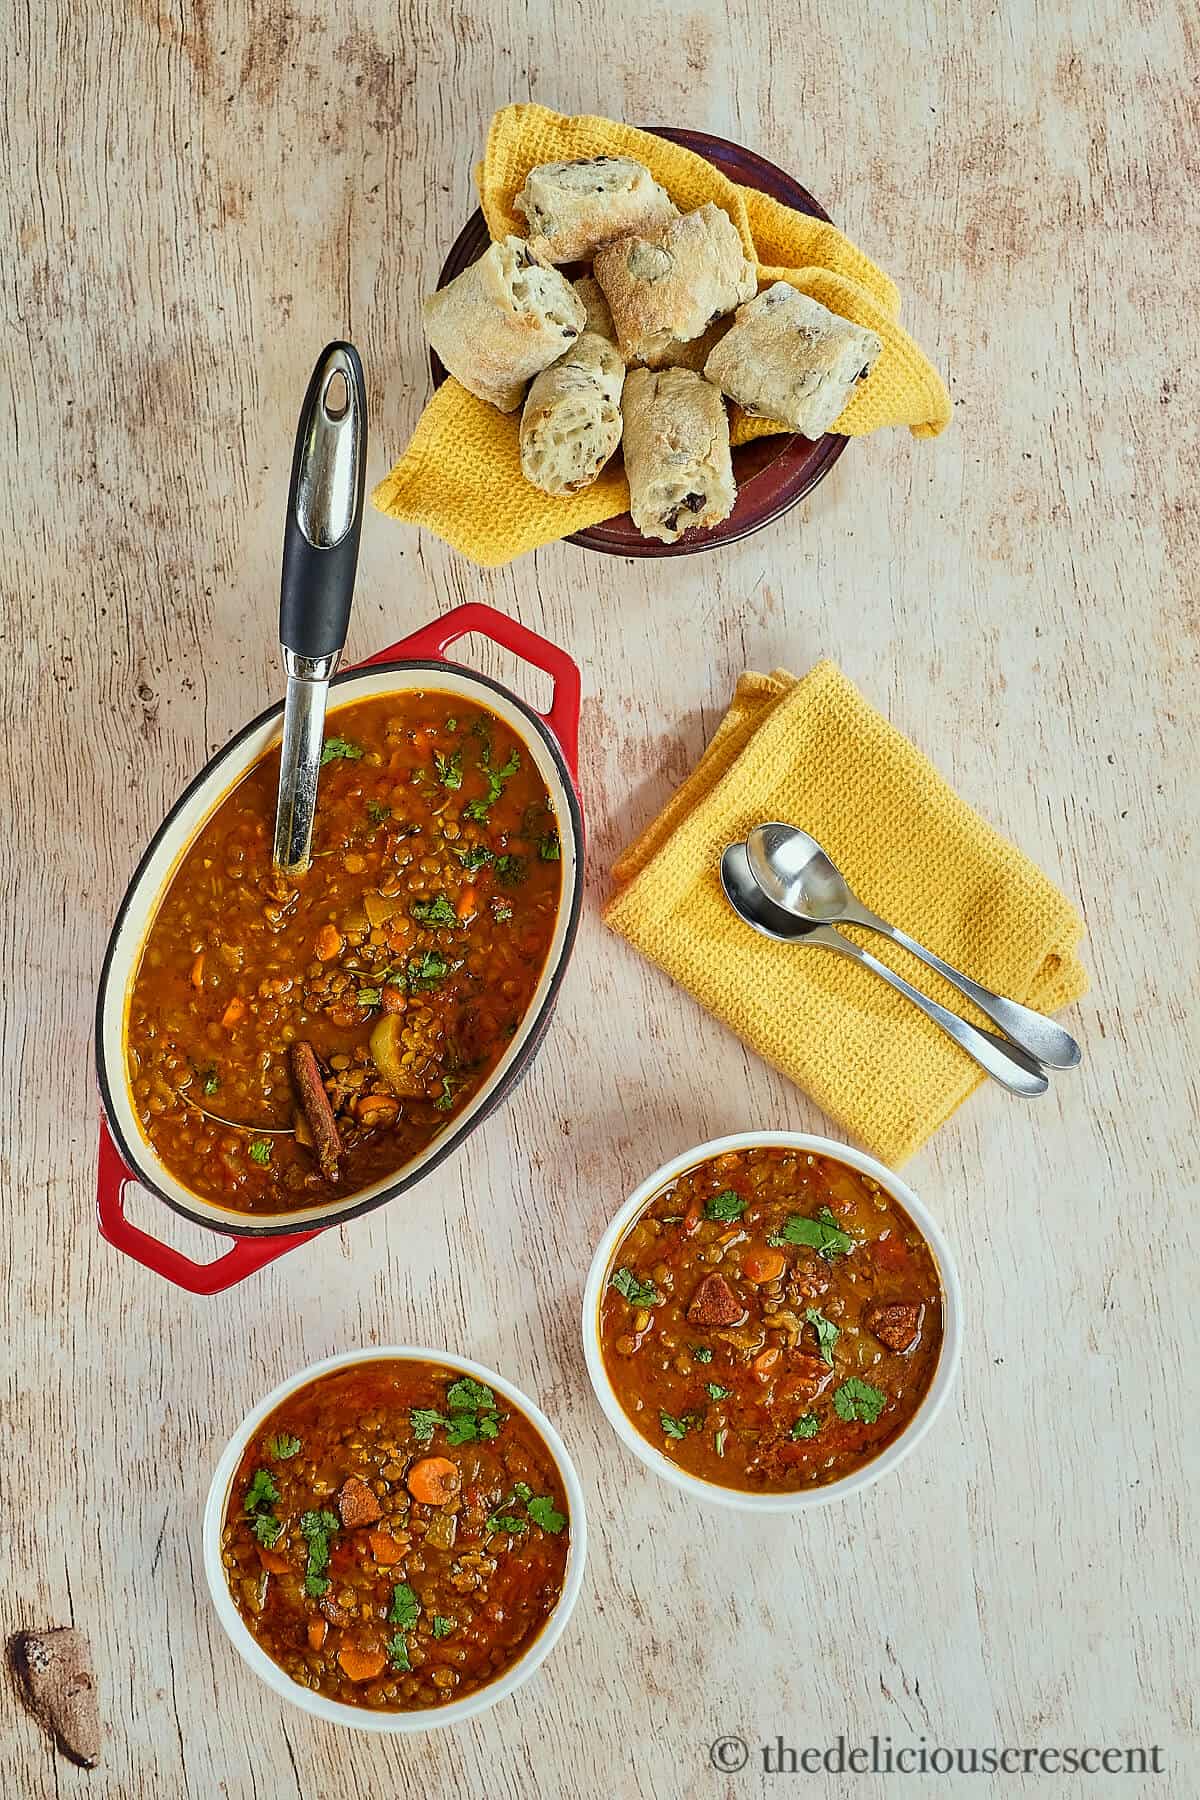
<box><xmin>4</xmin><ymin>2</ymin><xmax>1196</xmax><ymax>1795</ymax></box>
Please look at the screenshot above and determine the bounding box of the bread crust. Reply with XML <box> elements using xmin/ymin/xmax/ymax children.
<box><xmin>704</xmin><ymin>281</ymin><xmax>883</xmax><ymax>437</ymax></box>
<box><xmin>423</xmin><ymin>236</ymin><xmax>586</xmax><ymax>411</ymax></box>
<box><xmin>621</xmin><ymin>366</ymin><xmax>735</xmax><ymax>543</ymax></box>
<box><xmin>515</xmin><ymin>157</ymin><xmax>677</xmax><ymax>263</ymax></box>
<box><xmin>594</xmin><ymin>204</ymin><xmax>757</xmax><ymax>366</ymax></box>
<box><xmin>572</xmin><ymin>275</ymin><xmax>616</xmax><ymax>343</ymax></box>
<box><xmin>519</xmin><ymin>331</ymin><xmax>625</xmax><ymax>496</ymax></box>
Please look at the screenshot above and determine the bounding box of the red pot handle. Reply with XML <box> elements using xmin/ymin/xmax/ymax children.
<box><xmin>358</xmin><ymin>602</ymin><xmax>581</xmax><ymax>777</ymax></box>
<box><xmin>95</xmin><ymin>1118</ymin><xmax>319</xmax><ymax>1296</ymax></box>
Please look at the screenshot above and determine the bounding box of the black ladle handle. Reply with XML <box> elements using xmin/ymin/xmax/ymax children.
<box><xmin>272</xmin><ymin>343</ymin><xmax>367</xmax><ymax>877</ymax></box>
<box><xmin>280</xmin><ymin>341</ymin><xmax>367</xmax><ymax>659</ymax></box>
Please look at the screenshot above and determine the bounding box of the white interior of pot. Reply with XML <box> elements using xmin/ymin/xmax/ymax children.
<box><xmin>98</xmin><ymin>666</ymin><xmax>579</xmax><ymax>1231</ymax></box>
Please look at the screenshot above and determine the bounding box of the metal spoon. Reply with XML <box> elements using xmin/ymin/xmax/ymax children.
<box><xmin>745</xmin><ymin>823</ymin><xmax>1081</xmax><ymax>1071</ymax></box>
<box><xmin>273</xmin><ymin>342</ymin><xmax>368</xmax><ymax>878</ymax></box>
<box><xmin>720</xmin><ymin>843</ymin><xmax>1049</xmax><ymax>1097</ymax></box>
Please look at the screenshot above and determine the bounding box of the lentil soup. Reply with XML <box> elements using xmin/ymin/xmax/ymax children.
<box><xmin>598</xmin><ymin>1146</ymin><xmax>944</xmax><ymax>1494</ymax></box>
<box><xmin>124</xmin><ymin>691</ymin><xmax>562</xmax><ymax>1214</ymax></box>
<box><xmin>220</xmin><ymin>1359</ymin><xmax>572</xmax><ymax>1711</ymax></box>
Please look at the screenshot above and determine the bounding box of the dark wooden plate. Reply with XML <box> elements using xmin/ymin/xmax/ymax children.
<box><xmin>431</xmin><ymin>126</ymin><xmax>849</xmax><ymax>558</ymax></box>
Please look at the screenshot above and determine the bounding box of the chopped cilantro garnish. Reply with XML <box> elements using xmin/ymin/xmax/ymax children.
<box><xmin>704</xmin><ymin>1189</ymin><xmax>745</xmax><ymax>1222</ymax></box>
<box><xmin>416</xmin><ymin>1376</ymin><xmax>504</xmax><ymax>1447</ymax></box>
<box><xmin>446</xmin><ymin>1377</ymin><xmax>495</xmax><ymax>1412</ymax></box>
<box><xmin>431</xmin><ymin>1616</ymin><xmax>455</xmax><ymax>1639</ymax></box>
<box><xmin>454</xmin><ymin>844</ymin><xmax>494</xmax><ymax>872</ymax></box>
<box><xmin>767</xmin><ymin>1206</ymin><xmax>855</xmax><ymax>1260</ymax></box>
<box><xmin>464</xmin><ymin>747</ymin><xmax>520</xmax><ymax>822</ymax></box>
<box><xmin>527</xmin><ymin>1494</ymin><xmax>567</xmax><ymax>1534</ymax></box>
<box><xmin>267</xmin><ymin>1433</ymin><xmax>300</xmax><ymax>1460</ymax></box>
<box><xmin>705</xmin><ymin>1382</ymin><xmax>730</xmax><ymax>1401</ymax></box>
<box><xmin>610</xmin><ymin>1266</ymin><xmax>663</xmax><ymax>1306</ymax></box>
<box><xmin>243</xmin><ymin>1469</ymin><xmax>279</xmax><ymax>1515</ymax></box>
<box><xmin>492</xmin><ymin>899</ymin><xmax>513</xmax><ymax>922</ymax></box>
<box><xmin>692</xmin><ymin>1345</ymin><xmax>714</xmax><ymax>1363</ymax></box>
<box><xmin>201</xmin><ymin>1065</ymin><xmax>219</xmax><ymax>1096</ymax></box>
<box><xmin>410</xmin><ymin>1408</ymin><xmax>447</xmax><ymax>1444</ymax></box>
<box><xmin>433</xmin><ymin>1076</ymin><xmax>461</xmax><ymax>1112</ymax></box>
<box><xmin>251</xmin><ymin>1513</ymin><xmax>282</xmax><ymax>1547</ymax></box>
<box><xmin>411</xmin><ymin>895</ymin><xmax>458</xmax><ymax>928</ymax></box>
<box><xmin>660</xmin><ymin>1409</ymin><xmax>692</xmax><ymax>1440</ymax></box>
<box><xmin>366</xmin><ymin>798</ymin><xmax>391</xmax><ymax>825</ymax></box>
<box><xmin>792</xmin><ymin>1413</ymin><xmax>821</xmax><ymax>1440</ymax></box>
<box><xmin>434</xmin><ymin>749</ymin><xmax>463</xmax><ymax>790</ymax></box>
<box><xmin>833</xmin><ymin>1378</ymin><xmax>886</xmax><ymax>1424</ymax></box>
<box><xmin>538</xmin><ymin>830</ymin><xmax>561</xmax><ymax>861</ymax></box>
<box><xmin>299</xmin><ymin>1509</ymin><xmax>339</xmax><ymax>1597</ymax></box>
<box><xmin>486</xmin><ymin>1513</ymin><xmax>526</xmax><ymax>1535</ymax></box>
<box><xmin>495</xmin><ymin>854</ymin><xmax>527</xmax><ymax>885</ymax></box>
<box><xmin>407</xmin><ymin>949</ymin><xmax>449</xmax><ymax>991</ymax></box>
<box><xmin>804</xmin><ymin>1307</ymin><xmax>840</xmax><ymax>1367</ymax></box>
<box><xmin>320</xmin><ymin>736</ymin><xmax>363</xmax><ymax>765</ymax></box>
<box><xmin>388</xmin><ymin>1583</ymin><xmax>421</xmax><ymax>1630</ymax></box>
<box><xmin>248</xmin><ymin>1139</ymin><xmax>272</xmax><ymax>1166</ymax></box>
<box><xmin>386</xmin><ymin>1633</ymin><xmax>411</xmax><ymax>1671</ymax></box>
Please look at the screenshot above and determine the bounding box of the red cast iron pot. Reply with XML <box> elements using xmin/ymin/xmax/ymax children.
<box><xmin>94</xmin><ymin>603</ymin><xmax>583</xmax><ymax>1294</ymax></box>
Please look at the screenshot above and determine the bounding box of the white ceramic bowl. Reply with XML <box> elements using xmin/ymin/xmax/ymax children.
<box><xmin>582</xmin><ymin>1131</ymin><xmax>962</xmax><ymax>1513</ymax></box>
<box><xmin>202</xmin><ymin>1347</ymin><xmax>587</xmax><ymax>1732</ymax></box>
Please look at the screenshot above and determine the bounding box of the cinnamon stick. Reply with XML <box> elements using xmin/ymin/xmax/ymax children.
<box><xmin>289</xmin><ymin>1041</ymin><xmax>342</xmax><ymax>1181</ymax></box>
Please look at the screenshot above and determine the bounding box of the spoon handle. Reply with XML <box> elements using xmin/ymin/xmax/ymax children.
<box><xmin>817</xmin><ymin>929</ymin><xmax>1049</xmax><ymax>1096</ymax></box>
<box><xmin>849</xmin><ymin>910</ymin><xmax>1081</xmax><ymax>1071</ymax></box>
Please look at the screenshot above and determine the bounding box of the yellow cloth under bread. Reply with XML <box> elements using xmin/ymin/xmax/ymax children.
<box><xmin>604</xmin><ymin>661</ymin><xmax>1088</xmax><ymax>1166</ymax></box>
<box><xmin>373</xmin><ymin>105</ymin><xmax>951</xmax><ymax>566</ymax></box>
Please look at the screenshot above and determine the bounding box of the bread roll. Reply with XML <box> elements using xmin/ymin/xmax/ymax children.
<box><xmin>704</xmin><ymin>281</ymin><xmax>883</xmax><ymax>437</ymax></box>
<box><xmin>422</xmin><ymin>237</ymin><xmax>586</xmax><ymax>411</ymax></box>
<box><xmin>515</xmin><ymin>157</ymin><xmax>677</xmax><ymax>264</ymax></box>
<box><xmin>519</xmin><ymin>332</ymin><xmax>625</xmax><ymax>496</ymax></box>
<box><xmin>621</xmin><ymin>367</ymin><xmax>735</xmax><ymax>543</ymax></box>
<box><xmin>644</xmin><ymin>315</ymin><xmax>734</xmax><ymax>373</ymax></box>
<box><xmin>573</xmin><ymin>276</ymin><xmax>616</xmax><ymax>343</ymax></box>
<box><xmin>594</xmin><ymin>204</ymin><xmax>756</xmax><ymax>366</ymax></box>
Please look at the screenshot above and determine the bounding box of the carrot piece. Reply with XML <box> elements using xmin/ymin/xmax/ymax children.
<box><xmin>307</xmin><ymin>1618</ymin><xmax>327</xmax><ymax>1650</ymax></box>
<box><xmin>367</xmin><ymin>1531</ymin><xmax>409</xmax><ymax>1565</ymax></box>
<box><xmin>406</xmin><ymin>1457</ymin><xmax>461</xmax><ymax>1506</ymax></box>
<box><xmin>752</xmin><ymin>1346</ymin><xmax>781</xmax><ymax>1381</ymax></box>
<box><xmin>221</xmin><ymin>996</ymin><xmax>245</xmax><ymax>1029</ymax></box>
<box><xmin>742</xmin><ymin>1249</ymin><xmax>787</xmax><ymax>1285</ymax></box>
<box><xmin>258</xmin><ymin>1546</ymin><xmax>290</xmax><ymax>1573</ymax></box>
<box><xmin>315</xmin><ymin>923</ymin><xmax>343</xmax><ymax>962</ymax></box>
<box><xmin>337</xmin><ymin>1644</ymin><xmax>387</xmax><ymax>1683</ymax></box>
<box><xmin>190</xmin><ymin>953</ymin><xmax>205</xmax><ymax>989</ymax></box>
<box><xmin>456</xmin><ymin>886</ymin><xmax>477</xmax><ymax>921</ymax></box>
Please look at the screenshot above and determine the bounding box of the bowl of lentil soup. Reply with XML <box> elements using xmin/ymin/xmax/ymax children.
<box><xmin>203</xmin><ymin>1348</ymin><xmax>586</xmax><ymax>1730</ymax></box>
<box><xmin>96</xmin><ymin>604</ymin><xmax>583</xmax><ymax>1255</ymax></box>
<box><xmin>582</xmin><ymin>1133</ymin><xmax>961</xmax><ymax>1511</ymax></box>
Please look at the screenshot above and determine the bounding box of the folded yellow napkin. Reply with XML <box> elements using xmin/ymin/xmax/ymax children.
<box><xmin>605</xmin><ymin>662</ymin><xmax>1087</xmax><ymax>1165</ymax></box>
<box><xmin>373</xmin><ymin>105</ymin><xmax>951</xmax><ymax>566</ymax></box>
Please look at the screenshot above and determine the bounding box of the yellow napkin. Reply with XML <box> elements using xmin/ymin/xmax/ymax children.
<box><xmin>373</xmin><ymin>105</ymin><xmax>951</xmax><ymax>566</ymax></box>
<box><xmin>605</xmin><ymin>662</ymin><xmax>1087</xmax><ymax>1165</ymax></box>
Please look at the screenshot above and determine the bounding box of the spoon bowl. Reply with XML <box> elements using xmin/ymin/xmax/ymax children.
<box><xmin>744</xmin><ymin>822</ymin><xmax>1082</xmax><ymax>1072</ymax></box>
<box><xmin>745</xmin><ymin>822</ymin><xmax>850</xmax><ymax>921</ymax></box>
<box><xmin>719</xmin><ymin>842</ymin><xmax>1049</xmax><ymax>1097</ymax></box>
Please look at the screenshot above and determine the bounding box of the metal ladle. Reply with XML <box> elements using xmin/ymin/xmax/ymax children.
<box><xmin>745</xmin><ymin>823</ymin><xmax>1081</xmax><ymax>1071</ymax></box>
<box><xmin>720</xmin><ymin>843</ymin><xmax>1049</xmax><ymax>1097</ymax></box>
